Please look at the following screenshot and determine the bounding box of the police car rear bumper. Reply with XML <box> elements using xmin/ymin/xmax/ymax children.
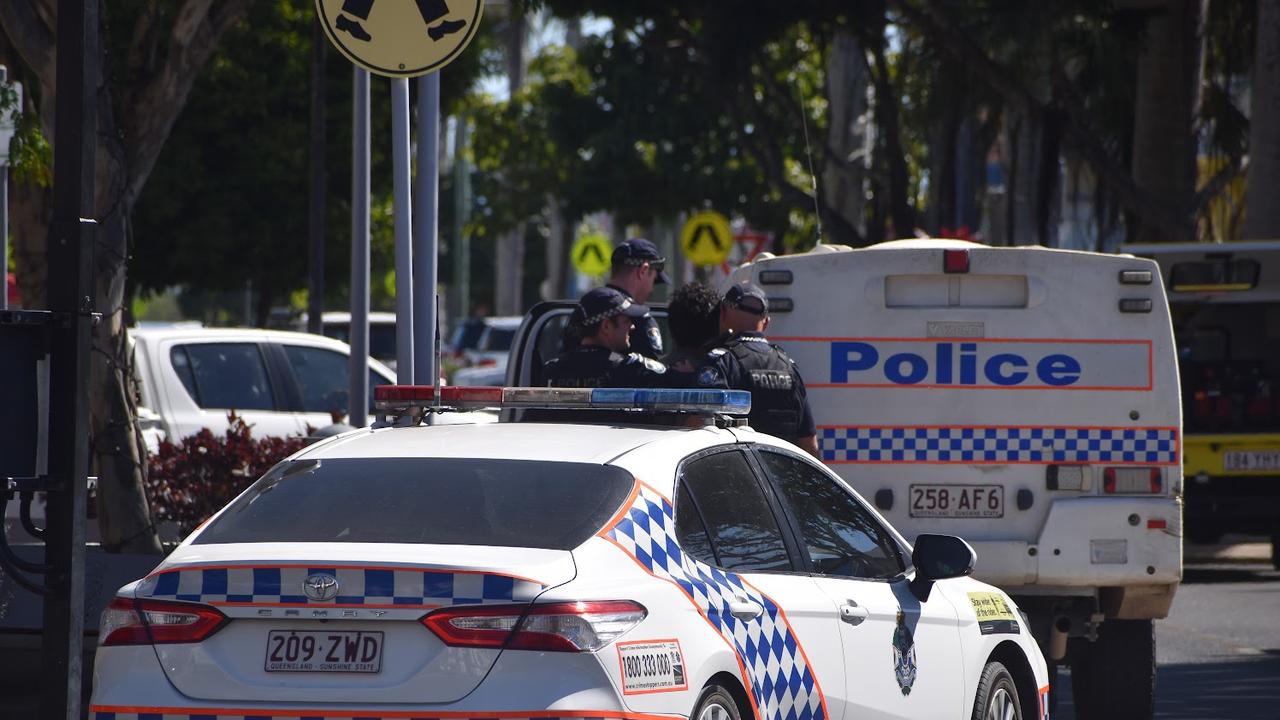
<box><xmin>968</xmin><ymin>497</ymin><xmax>1182</xmax><ymax>589</ymax></box>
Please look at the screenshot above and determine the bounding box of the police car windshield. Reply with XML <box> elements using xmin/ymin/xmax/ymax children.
<box><xmin>192</xmin><ymin>458</ymin><xmax>634</xmax><ymax>549</ymax></box>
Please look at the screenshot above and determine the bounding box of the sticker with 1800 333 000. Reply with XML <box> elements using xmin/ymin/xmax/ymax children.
<box><xmin>968</xmin><ymin>592</ymin><xmax>1021</xmax><ymax>635</ymax></box>
<box><xmin>616</xmin><ymin>639</ymin><xmax>688</xmax><ymax>694</ymax></box>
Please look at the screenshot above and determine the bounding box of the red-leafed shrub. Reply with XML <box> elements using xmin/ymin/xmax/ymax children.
<box><xmin>146</xmin><ymin>412</ymin><xmax>310</xmax><ymax>530</ymax></box>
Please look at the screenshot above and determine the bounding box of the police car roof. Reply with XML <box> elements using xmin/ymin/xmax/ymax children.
<box><xmin>300</xmin><ymin>421</ymin><xmax>712</xmax><ymax>465</ymax></box>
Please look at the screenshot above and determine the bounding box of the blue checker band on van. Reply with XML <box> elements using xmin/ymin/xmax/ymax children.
<box><xmin>138</xmin><ymin>566</ymin><xmax>544</xmax><ymax>607</ymax></box>
<box><xmin>818</xmin><ymin>426</ymin><xmax>1179</xmax><ymax>464</ymax></box>
<box><xmin>607</xmin><ymin>485</ymin><xmax>827</xmax><ymax>720</ymax></box>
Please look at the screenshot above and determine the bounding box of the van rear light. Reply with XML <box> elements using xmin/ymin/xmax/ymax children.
<box><xmin>1103</xmin><ymin>467</ymin><xmax>1162</xmax><ymax>494</ymax></box>
<box><xmin>1118</xmin><ymin>298</ymin><xmax>1152</xmax><ymax>313</ymax></box>
<box><xmin>943</xmin><ymin>249</ymin><xmax>969</xmax><ymax>274</ymax></box>
<box><xmin>758</xmin><ymin>270</ymin><xmax>793</xmax><ymax>285</ymax></box>
<box><xmin>100</xmin><ymin>597</ymin><xmax>227</xmax><ymax>646</ymax></box>
<box><xmin>1118</xmin><ymin>270</ymin><xmax>1153</xmax><ymax>285</ymax></box>
<box><xmin>423</xmin><ymin>600</ymin><xmax>647</xmax><ymax>652</ymax></box>
<box><xmin>1046</xmin><ymin>464</ymin><xmax>1090</xmax><ymax>491</ymax></box>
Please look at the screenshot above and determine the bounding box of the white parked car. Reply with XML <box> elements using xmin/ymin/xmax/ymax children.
<box><xmin>131</xmin><ymin>326</ymin><xmax>397</xmax><ymax>449</ymax></box>
<box><xmin>90</xmin><ymin>387</ymin><xmax>1049</xmax><ymax>720</ymax></box>
<box><xmin>295</xmin><ymin>310</ymin><xmax>400</xmax><ymax>370</ymax></box>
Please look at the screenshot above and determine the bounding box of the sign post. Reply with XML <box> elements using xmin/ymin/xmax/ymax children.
<box><xmin>315</xmin><ymin>0</ymin><xmax>483</xmax><ymax>390</ymax></box>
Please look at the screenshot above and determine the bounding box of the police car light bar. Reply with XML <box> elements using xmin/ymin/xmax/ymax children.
<box><xmin>373</xmin><ymin>385</ymin><xmax>752</xmax><ymax>416</ymax></box>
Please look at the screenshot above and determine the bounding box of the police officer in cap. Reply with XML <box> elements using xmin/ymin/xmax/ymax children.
<box><xmin>545</xmin><ymin>287</ymin><xmax>668</xmax><ymax>388</ymax></box>
<box><xmin>698</xmin><ymin>282</ymin><xmax>820</xmax><ymax>457</ymax></box>
<box><xmin>603</xmin><ymin>238</ymin><xmax>669</xmax><ymax>359</ymax></box>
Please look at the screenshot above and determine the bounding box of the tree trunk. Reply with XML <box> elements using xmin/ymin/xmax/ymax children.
<box><xmin>1244</xmin><ymin>0</ymin><xmax>1280</xmax><ymax>238</ymax></box>
<box><xmin>821</xmin><ymin>30</ymin><xmax>868</xmax><ymax>241</ymax></box>
<box><xmin>1130</xmin><ymin>0</ymin><xmax>1205</xmax><ymax>242</ymax></box>
<box><xmin>1</xmin><ymin>0</ymin><xmax>252</xmax><ymax>554</ymax></box>
<box><xmin>91</xmin><ymin>71</ymin><xmax>163</xmax><ymax>554</ymax></box>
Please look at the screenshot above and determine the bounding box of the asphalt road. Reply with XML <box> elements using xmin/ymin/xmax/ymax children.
<box><xmin>1054</xmin><ymin>560</ymin><xmax>1280</xmax><ymax>720</ymax></box>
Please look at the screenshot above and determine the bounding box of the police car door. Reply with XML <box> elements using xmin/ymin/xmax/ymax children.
<box><xmin>672</xmin><ymin>447</ymin><xmax>850</xmax><ymax>720</ymax></box>
<box><xmin>505</xmin><ymin>301</ymin><xmax>670</xmax><ymax>391</ymax></box>
<box><xmin>750</xmin><ymin>445</ymin><xmax>966</xmax><ymax>719</ymax></box>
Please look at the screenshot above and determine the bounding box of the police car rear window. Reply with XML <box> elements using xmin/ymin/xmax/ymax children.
<box><xmin>192</xmin><ymin>458</ymin><xmax>634</xmax><ymax>549</ymax></box>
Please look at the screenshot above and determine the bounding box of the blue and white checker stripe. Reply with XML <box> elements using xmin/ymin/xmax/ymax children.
<box><xmin>92</xmin><ymin>707</ymin><xmax>640</xmax><ymax>712</ymax></box>
<box><xmin>136</xmin><ymin>566</ymin><xmax>544</xmax><ymax>607</ymax></box>
<box><xmin>819</xmin><ymin>426</ymin><xmax>1179</xmax><ymax>465</ymax></box>
<box><xmin>605</xmin><ymin>485</ymin><xmax>826</xmax><ymax>720</ymax></box>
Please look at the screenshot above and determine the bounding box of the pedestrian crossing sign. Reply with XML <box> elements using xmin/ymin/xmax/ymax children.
<box><xmin>572</xmin><ymin>233</ymin><xmax>613</xmax><ymax>276</ymax></box>
<box><xmin>316</xmin><ymin>0</ymin><xmax>483</xmax><ymax>78</ymax></box>
<box><xmin>681</xmin><ymin>210</ymin><xmax>732</xmax><ymax>267</ymax></box>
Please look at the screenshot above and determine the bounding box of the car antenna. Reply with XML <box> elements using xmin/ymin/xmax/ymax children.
<box><xmin>432</xmin><ymin>293</ymin><xmax>443</xmax><ymax>410</ymax></box>
<box><xmin>795</xmin><ymin>75</ymin><xmax>824</xmax><ymax>247</ymax></box>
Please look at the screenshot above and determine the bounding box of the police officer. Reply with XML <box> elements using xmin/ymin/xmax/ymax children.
<box><xmin>544</xmin><ymin>286</ymin><xmax>668</xmax><ymax>388</ymax></box>
<box><xmin>698</xmin><ymin>282</ymin><xmax>820</xmax><ymax>457</ymax></box>
<box><xmin>602</xmin><ymin>238</ymin><xmax>669</xmax><ymax>359</ymax></box>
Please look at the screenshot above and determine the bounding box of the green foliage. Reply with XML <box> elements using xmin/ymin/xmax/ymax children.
<box><xmin>131</xmin><ymin>0</ymin><xmax>490</xmax><ymax>319</ymax></box>
<box><xmin>0</xmin><ymin>82</ymin><xmax>51</xmax><ymax>187</ymax></box>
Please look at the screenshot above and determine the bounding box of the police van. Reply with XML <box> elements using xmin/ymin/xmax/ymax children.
<box><xmin>726</xmin><ymin>238</ymin><xmax>1181</xmax><ymax>719</ymax></box>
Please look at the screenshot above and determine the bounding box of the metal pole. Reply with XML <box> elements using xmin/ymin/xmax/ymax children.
<box><xmin>391</xmin><ymin>78</ymin><xmax>414</xmax><ymax>383</ymax></box>
<box><xmin>452</xmin><ymin>115</ymin><xmax>471</xmax><ymax>323</ymax></box>
<box><xmin>414</xmin><ymin>72</ymin><xmax>439</xmax><ymax>385</ymax></box>
<box><xmin>42</xmin><ymin>0</ymin><xmax>97</xmax><ymax>715</ymax></box>
<box><xmin>1</xmin><ymin>160</ymin><xmax>8</xmax><ymax>311</ymax></box>
<box><xmin>307</xmin><ymin>19</ymin><xmax>327</xmax><ymax>335</ymax></box>
<box><xmin>1</xmin><ymin>64</ymin><xmax>8</xmax><ymax>311</ymax></box>
<box><xmin>348</xmin><ymin>68</ymin><xmax>370</xmax><ymax>427</ymax></box>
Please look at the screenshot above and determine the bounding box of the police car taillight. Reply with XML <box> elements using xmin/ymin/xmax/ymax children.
<box><xmin>1103</xmin><ymin>467</ymin><xmax>1163</xmax><ymax>494</ymax></box>
<box><xmin>99</xmin><ymin>597</ymin><xmax>227</xmax><ymax>646</ymax></box>
<box><xmin>422</xmin><ymin>600</ymin><xmax>647</xmax><ymax>652</ymax></box>
<box><xmin>374</xmin><ymin>385</ymin><xmax>752</xmax><ymax>415</ymax></box>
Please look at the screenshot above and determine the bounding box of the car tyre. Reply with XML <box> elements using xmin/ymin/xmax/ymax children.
<box><xmin>1070</xmin><ymin>619</ymin><xmax>1155</xmax><ymax>720</ymax></box>
<box><xmin>971</xmin><ymin>661</ymin><xmax>1022</xmax><ymax>720</ymax></box>
<box><xmin>692</xmin><ymin>684</ymin><xmax>742</xmax><ymax>720</ymax></box>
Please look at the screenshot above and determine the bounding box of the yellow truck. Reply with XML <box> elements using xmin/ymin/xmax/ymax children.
<box><xmin>1123</xmin><ymin>241</ymin><xmax>1280</xmax><ymax>569</ymax></box>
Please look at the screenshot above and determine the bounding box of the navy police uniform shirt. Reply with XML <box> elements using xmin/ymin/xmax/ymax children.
<box><xmin>606</xmin><ymin>284</ymin><xmax>664</xmax><ymax>360</ymax></box>
<box><xmin>697</xmin><ymin>332</ymin><xmax>816</xmax><ymax>441</ymax></box>
<box><xmin>544</xmin><ymin>345</ymin><xmax>668</xmax><ymax>388</ymax></box>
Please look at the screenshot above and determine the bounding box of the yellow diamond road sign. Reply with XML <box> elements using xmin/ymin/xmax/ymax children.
<box><xmin>572</xmin><ymin>233</ymin><xmax>613</xmax><ymax>276</ymax></box>
<box><xmin>681</xmin><ymin>210</ymin><xmax>732</xmax><ymax>266</ymax></box>
<box><xmin>316</xmin><ymin>0</ymin><xmax>483</xmax><ymax>78</ymax></box>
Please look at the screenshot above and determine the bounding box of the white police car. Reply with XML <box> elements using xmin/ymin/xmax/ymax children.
<box><xmin>90</xmin><ymin>387</ymin><xmax>1049</xmax><ymax>720</ymax></box>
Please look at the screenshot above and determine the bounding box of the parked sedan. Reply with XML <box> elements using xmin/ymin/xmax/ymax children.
<box><xmin>131</xmin><ymin>326</ymin><xmax>396</xmax><ymax>448</ymax></box>
<box><xmin>90</xmin><ymin>386</ymin><xmax>1049</xmax><ymax>720</ymax></box>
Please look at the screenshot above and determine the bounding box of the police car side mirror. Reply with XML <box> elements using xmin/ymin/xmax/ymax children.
<box><xmin>909</xmin><ymin>534</ymin><xmax>976</xmax><ymax>602</ymax></box>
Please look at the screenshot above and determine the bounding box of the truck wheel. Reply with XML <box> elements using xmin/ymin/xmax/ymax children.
<box><xmin>692</xmin><ymin>684</ymin><xmax>741</xmax><ymax>720</ymax></box>
<box><xmin>1070</xmin><ymin>619</ymin><xmax>1155</xmax><ymax>720</ymax></box>
<box><xmin>971</xmin><ymin>661</ymin><xmax>1022</xmax><ymax>720</ymax></box>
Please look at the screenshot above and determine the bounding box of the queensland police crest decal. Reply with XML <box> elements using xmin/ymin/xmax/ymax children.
<box><xmin>892</xmin><ymin>609</ymin><xmax>917</xmax><ymax>695</ymax></box>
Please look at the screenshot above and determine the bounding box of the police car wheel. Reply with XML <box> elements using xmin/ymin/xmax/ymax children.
<box><xmin>971</xmin><ymin>661</ymin><xmax>1022</xmax><ymax>720</ymax></box>
<box><xmin>692</xmin><ymin>684</ymin><xmax>741</xmax><ymax>720</ymax></box>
